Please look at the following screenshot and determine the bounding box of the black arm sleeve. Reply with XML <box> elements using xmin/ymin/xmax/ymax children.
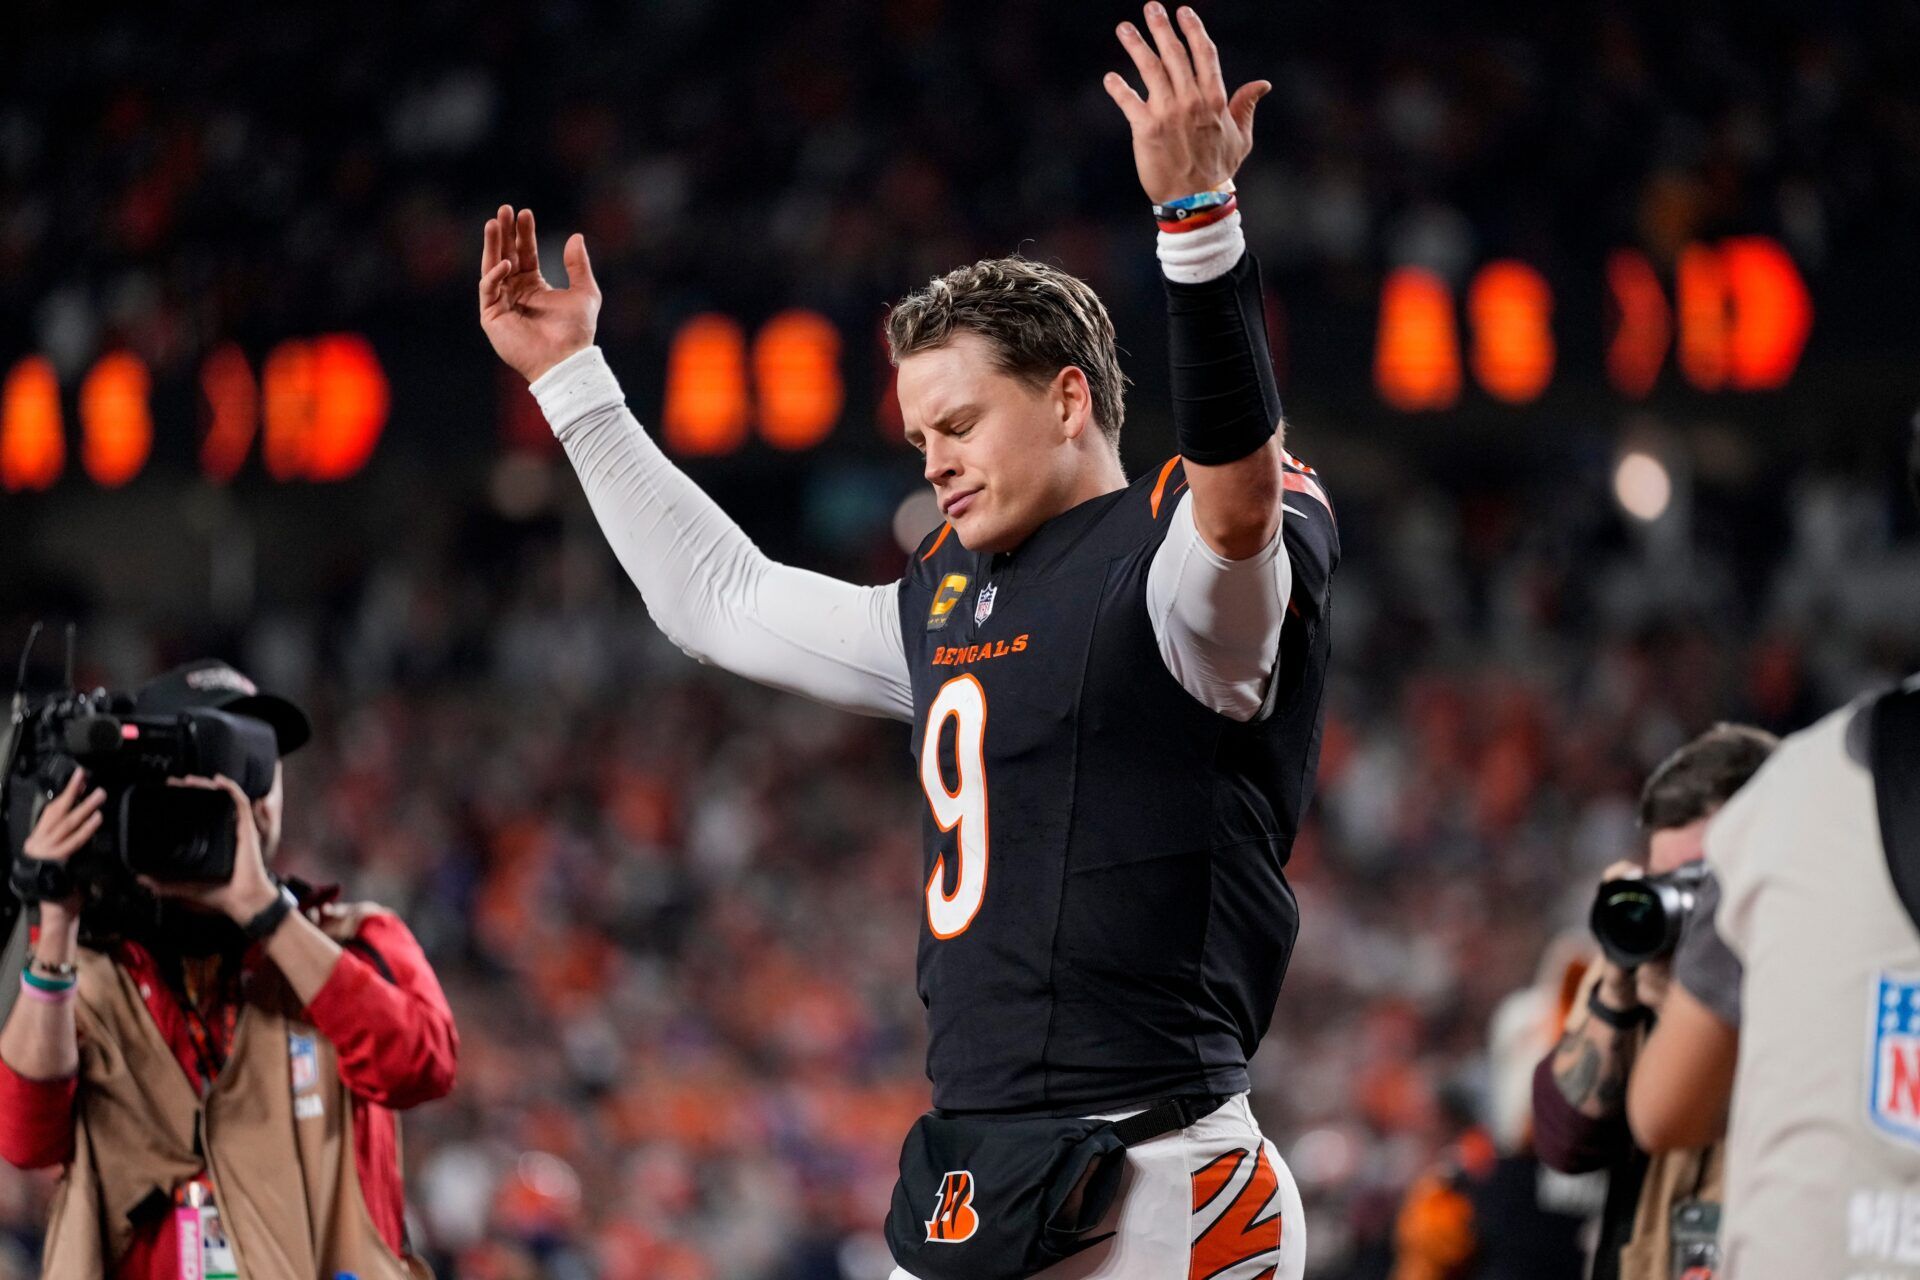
<box><xmin>1164</xmin><ymin>253</ymin><xmax>1282</xmax><ymax>466</ymax></box>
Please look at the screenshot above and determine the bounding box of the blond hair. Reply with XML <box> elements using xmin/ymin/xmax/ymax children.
<box><xmin>885</xmin><ymin>257</ymin><xmax>1127</xmax><ymax>447</ymax></box>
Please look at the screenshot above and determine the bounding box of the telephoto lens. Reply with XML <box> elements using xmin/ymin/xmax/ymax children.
<box><xmin>1589</xmin><ymin>862</ymin><xmax>1709</xmax><ymax>969</ymax></box>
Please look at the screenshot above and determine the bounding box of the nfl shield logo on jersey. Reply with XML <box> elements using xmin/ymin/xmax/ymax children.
<box><xmin>974</xmin><ymin>583</ymin><xmax>997</xmax><ymax>626</ymax></box>
<box><xmin>1869</xmin><ymin>972</ymin><xmax>1920</xmax><ymax>1146</ymax></box>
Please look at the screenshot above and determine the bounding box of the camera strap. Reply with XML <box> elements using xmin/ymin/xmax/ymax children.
<box><xmin>1868</xmin><ymin>684</ymin><xmax>1920</xmax><ymax>938</ymax></box>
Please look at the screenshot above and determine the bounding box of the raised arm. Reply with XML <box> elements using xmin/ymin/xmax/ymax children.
<box><xmin>1106</xmin><ymin>6</ymin><xmax>1301</xmax><ymax>720</ymax></box>
<box><xmin>478</xmin><ymin>206</ymin><xmax>912</xmax><ymax>721</ymax></box>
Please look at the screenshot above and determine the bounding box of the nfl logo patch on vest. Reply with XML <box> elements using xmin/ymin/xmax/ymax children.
<box><xmin>1869</xmin><ymin>972</ymin><xmax>1920</xmax><ymax>1146</ymax></box>
<box><xmin>975</xmin><ymin>584</ymin><xmax>997</xmax><ymax>626</ymax></box>
<box><xmin>290</xmin><ymin>1031</ymin><xmax>319</xmax><ymax>1094</ymax></box>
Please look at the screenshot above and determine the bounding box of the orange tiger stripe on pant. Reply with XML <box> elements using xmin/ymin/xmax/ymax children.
<box><xmin>1189</xmin><ymin>1146</ymin><xmax>1283</xmax><ymax>1280</ymax></box>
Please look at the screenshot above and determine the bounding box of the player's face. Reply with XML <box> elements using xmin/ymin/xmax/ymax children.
<box><xmin>897</xmin><ymin>332</ymin><xmax>1084</xmax><ymax>554</ymax></box>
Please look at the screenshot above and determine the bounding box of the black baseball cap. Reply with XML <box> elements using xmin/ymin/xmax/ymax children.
<box><xmin>135</xmin><ymin>659</ymin><xmax>313</xmax><ymax>755</ymax></box>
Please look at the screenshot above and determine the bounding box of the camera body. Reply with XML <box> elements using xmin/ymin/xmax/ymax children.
<box><xmin>1590</xmin><ymin>862</ymin><xmax>1709</xmax><ymax>969</ymax></box>
<box><xmin>4</xmin><ymin>687</ymin><xmax>279</xmax><ymax>901</ymax></box>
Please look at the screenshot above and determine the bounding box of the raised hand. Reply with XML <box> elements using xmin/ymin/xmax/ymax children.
<box><xmin>1103</xmin><ymin>4</ymin><xmax>1270</xmax><ymax>204</ymax></box>
<box><xmin>478</xmin><ymin>204</ymin><xmax>602</xmax><ymax>385</ymax></box>
<box><xmin>22</xmin><ymin>768</ymin><xmax>103</xmax><ymax>917</ymax></box>
<box><xmin>143</xmin><ymin>775</ymin><xmax>279</xmax><ymax>924</ymax></box>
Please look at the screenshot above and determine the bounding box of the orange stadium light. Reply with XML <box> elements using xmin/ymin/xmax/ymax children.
<box><xmin>753</xmin><ymin>309</ymin><xmax>843</xmax><ymax>450</ymax></box>
<box><xmin>1721</xmin><ymin>236</ymin><xmax>1813</xmax><ymax>391</ymax></box>
<box><xmin>663</xmin><ymin>314</ymin><xmax>751</xmax><ymax>456</ymax></box>
<box><xmin>1676</xmin><ymin>243</ymin><xmax>1731</xmax><ymax>392</ymax></box>
<box><xmin>79</xmin><ymin>351</ymin><xmax>153</xmax><ymax>488</ymax></box>
<box><xmin>262</xmin><ymin>339</ymin><xmax>316</xmax><ymax>480</ymax></box>
<box><xmin>305</xmin><ymin>334</ymin><xmax>389</xmax><ymax>481</ymax></box>
<box><xmin>0</xmin><ymin>356</ymin><xmax>65</xmax><ymax>492</ymax></box>
<box><xmin>1374</xmin><ymin>267</ymin><xmax>1462</xmax><ymax>411</ymax></box>
<box><xmin>1605</xmin><ymin>249</ymin><xmax>1671</xmax><ymax>399</ymax></box>
<box><xmin>263</xmin><ymin>335</ymin><xmax>390</xmax><ymax>481</ymax></box>
<box><xmin>199</xmin><ymin>342</ymin><xmax>258</xmax><ymax>483</ymax></box>
<box><xmin>1467</xmin><ymin>260</ymin><xmax>1555</xmax><ymax>405</ymax></box>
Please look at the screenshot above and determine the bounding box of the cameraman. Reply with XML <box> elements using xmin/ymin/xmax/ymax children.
<box><xmin>0</xmin><ymin>660</ymin><xmax>457</xmax><ymax>1278</ymax></box>
<box><xmin>1529</xmin><ymin>724</ymin><xmax>1776</xmax><ymax>1280</ymax></box>
<box><xmin>1627</xmin><ymin>687</ymin><xmax>1920</xmax><ymax>1278</ymax></box>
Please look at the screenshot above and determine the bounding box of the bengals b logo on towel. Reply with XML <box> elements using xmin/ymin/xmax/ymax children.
<box><xmin>925</xmin><ymin>1170</ymin><xmax>980</xmax><ymax>1243</ymax></box>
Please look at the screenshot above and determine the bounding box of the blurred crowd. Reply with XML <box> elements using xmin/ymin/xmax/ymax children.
<box><xmin>4</xmin><ymin>451</ymin><xmax>1917</xmax><ymax>1279</ymax></box>
<box><xmin>6</xmin><ymin>0</ymin><xmax>1920</xmax><ymax>1276</ymax></box>
<box><xmin>4</xmin><ymin>0</ymin><xmax>1917</xmax><ymax>378</ymax></box>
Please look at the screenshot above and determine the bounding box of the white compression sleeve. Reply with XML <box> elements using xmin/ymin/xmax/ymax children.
<box><xmin>533</xmin><ymin>347</ymin><xmax>914</xmax><ymax>722</ymax></box>
<box><xmin>1145</xmin><ymin>491</ymin><xmax>1293</xmax><ymax>722</ymax></box>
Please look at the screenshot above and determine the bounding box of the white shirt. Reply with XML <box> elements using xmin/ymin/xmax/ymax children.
<box><xmin>535</xmin><ymin>343</ymin><xmax>1295</xmax><ymax>724</ymax></box>
<box><xmin>534</xmin><ymin>215</ymin><xmax>1293</xmax><ymax>724</ymax></box>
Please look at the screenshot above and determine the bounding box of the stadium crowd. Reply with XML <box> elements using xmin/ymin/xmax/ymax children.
<box><xmin>2</xmin><ymin>453</ymin><xmax>1913</xmax><ymax>1278</ymax></box>
<box><xmin>4</xmin><ymin>0</ymin><xmax>1916</xmax><ymax>372</ymax></box>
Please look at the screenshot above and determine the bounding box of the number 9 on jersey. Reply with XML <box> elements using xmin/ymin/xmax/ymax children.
<box><xmin>920</xmin><ymin>674</ymin><xmax>989</xmax><ymax>939</ymax></box>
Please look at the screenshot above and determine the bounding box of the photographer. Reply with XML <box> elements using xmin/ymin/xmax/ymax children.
<box><xmin>0</xmin><ymin>660</ymin><xmax>457</xmax><ymax>1278</ymax></box>
<box><xmin>1617</xmin><ymin>431</ymin><xmax>1920</xmax><ymax>1280</ymax></box>
<box><xmin>1529</xmin><ymin>724</ymin><xmax>1776</xmax><ymax>1280</ymax></box>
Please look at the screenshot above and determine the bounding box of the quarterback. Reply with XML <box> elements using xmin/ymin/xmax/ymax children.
<box><xmin>478</xmin><ymin>7</ymin><xmax>1336</xmax><ymax>1277</ymax></box>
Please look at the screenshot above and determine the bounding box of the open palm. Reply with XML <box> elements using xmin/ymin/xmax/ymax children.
<box><xmin>478</xmin><ymin>204</ymin><xmax>601</xmax><ymax>384</ymax></box>
<box><xmin>1102</xmin><ymin>4</ymin><xmax>1269</xmax><ymax>205</ymax></box>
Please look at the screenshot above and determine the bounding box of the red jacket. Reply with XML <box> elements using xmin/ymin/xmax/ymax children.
<box><xmin>0</xmin><ymin>907</ymin><xmax>457</xmax><ymax>1278</ymax></box>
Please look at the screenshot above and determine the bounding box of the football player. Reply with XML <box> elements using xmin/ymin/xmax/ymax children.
<box><xmin>478</xmin><ymin>7</ymin><xmax>1335</xmax><ymax>1276</ymax></box>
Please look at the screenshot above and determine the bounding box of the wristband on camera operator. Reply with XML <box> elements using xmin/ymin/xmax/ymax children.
<box><xmin>0</xmin><ymin>657</ymin><xmax>455</xmax><ymax>1280</ymax></box>
<box><xmin>1530</xmin><ymin>724</ymin><xmax>1773</xmax><ymax>1280</ymax></box>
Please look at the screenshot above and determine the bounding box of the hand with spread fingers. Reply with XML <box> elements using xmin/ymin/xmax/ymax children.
<box><xmin>1103</xmin><ymin>3</ymin><xmax>1271</xmax><ymax>204</ymax></box>
<box><xmin>142</xmin><ymin>775</ymin><xmax>281</xmax><ymax>925</ymax></box>
<box><xmin>478</xmin><ymin>203</ymin><xmax>602</xmax><ymax>385</ymax></box>
<box><xmin>21</xmin><ymin>769</ymin><xmax>104</xmax><ymax>917</ymax></box>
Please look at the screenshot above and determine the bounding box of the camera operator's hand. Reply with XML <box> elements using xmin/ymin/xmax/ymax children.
<box><xmin>23</xmin><ymin>769</ymin><xmax>104</xmax><ymax>929</ymax></box>
<box><xmin>142</xmin><ymin>776</ymin><xmax>280</xmax><ymax>924</ymax></box>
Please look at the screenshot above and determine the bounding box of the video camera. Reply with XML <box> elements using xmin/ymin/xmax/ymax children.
<box><xmin>1</xmin><ymin>627</ymin><xmax>278</xmax><ymax>922</ymax></box>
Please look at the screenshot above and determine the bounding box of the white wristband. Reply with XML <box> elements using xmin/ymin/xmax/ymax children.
<box><xmin>1157</xmin><ymin>211</ymin><xmax>1246</xmax><ymax>285</ymax></box>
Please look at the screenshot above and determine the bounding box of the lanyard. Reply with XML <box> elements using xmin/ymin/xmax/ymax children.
<box><xmin>176</xmin><ymin>961</ymin><xmax>240</xmax><ymax>1095</ymax></box>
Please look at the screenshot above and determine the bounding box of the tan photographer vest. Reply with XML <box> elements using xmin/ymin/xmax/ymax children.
<box><xmin>1708</xmin><ymin>703</ymin><xmax>1920</xmax><ymax>1278</ymax></box>
<box><xmin>40</xmin><ymin>946</ymin><xmax>429</xmax><ymax>1279</ymax></box>
<box><xmin>1567</xmin><ymin>963</ymin><xmax>1725</xmax><ymax>1280</ymax></box>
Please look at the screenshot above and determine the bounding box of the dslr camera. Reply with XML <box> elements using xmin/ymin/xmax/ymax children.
<box><xmin>2</xmin><ymin>639</ymin><xmax>278</xmax><ymax>914</ymax></box>
<box><xmin>1589</xmin><ymin>862</ymin><xmax>1709</xmax><ymax>969</ymax></box>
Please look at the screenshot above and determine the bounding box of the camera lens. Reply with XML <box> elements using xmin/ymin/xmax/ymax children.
<box><xmin>1594</xmin><ymin>882</ymin><xmax>1668</xmax><ymax>963</ymax></box>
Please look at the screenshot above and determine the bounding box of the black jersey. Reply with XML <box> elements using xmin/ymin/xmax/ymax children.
<box><xmin>896</xmin><ymin>454</ymin><xmax>1339</xmax><ymax>1114</ymax></box>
